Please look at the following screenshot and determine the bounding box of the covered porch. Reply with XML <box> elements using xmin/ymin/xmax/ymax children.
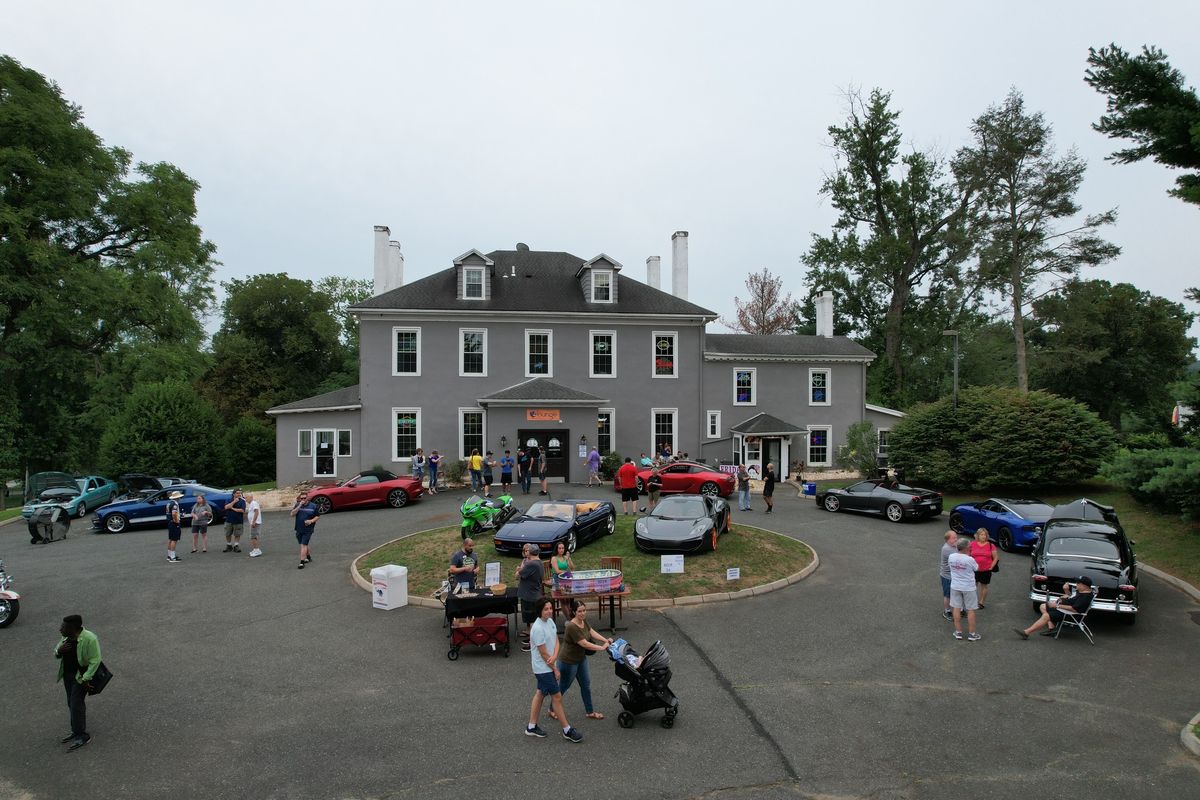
<box><xmin>728</xmin><ymin>412</ymin><xmax>809</xmax><ymax>482</ymax></box>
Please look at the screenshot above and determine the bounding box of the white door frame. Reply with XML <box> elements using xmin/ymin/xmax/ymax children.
<box><xmin>313</xmin><ymin>428</ymin><xmax>337</xmax><ymax>478</ymax></box>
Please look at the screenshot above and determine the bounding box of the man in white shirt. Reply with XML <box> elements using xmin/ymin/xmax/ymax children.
<box><xmin>245</xmin><ymin>493</ymin><xmax>264</xmax><ymax>558</ymax></box>
<box><xmin>948</xmin><ymin>537</ymin><xmax>981</xmax><ymax>641</ymax></box>
<box><xmin>524</xmin><ymin>599</ymin><xmax>583</xmax><ymax>743</ymax></box>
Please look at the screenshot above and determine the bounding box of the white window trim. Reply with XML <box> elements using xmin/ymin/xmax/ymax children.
<box><xmin>589</xmin><ymin>330</ymin><xmax>617</xmax><ymax>378</ymax></box>
<box><xmin>525</xmin><ymin>328</ymin><xmax>554</xmax><ymax>378</ymax></box>
<box><xmin>808</xmin><ymin>367</ymin><xmax>831</xmax><ymax>406</ymax></box>
<box><xmin>877</xmin><ymin>428</ymin><xmax>890</xmax><ymax>455</ymax></box>
<box><xmin>391</xmin><ymin>407</ymin><xmax>422</xmax><ymax>462</ymax></box>
<box><xmin>458</xmin><ymin>407</ymin><xmax>487</xmax><ymax>460</ymax></box>
<box><xmin>337</xmin><ymin>429</ymin><xmax>352</xmax><ymax>457</ymax></box>
<box><xmin>651</xmin><ymin>407</ymin><xmax>678</xmax><ymax>455</ymax></box>
<box><xmin>297</xmin><ymin>429</ymin><xmax>312</xmax><ymax>458</ymax></box>
<box><xmin>807</xmin><ymin>424</ymin><xmax>832</xmax><ymax>467</ymax></box>
<box><xmin>652</xmin><ymin>330</ymin><xmax>678</xmax><ymax>379</ymax></box>
<box><xmin>733</xmin><ymin>367</ymin><xmax>757</xmax><ymax>406</ymax></box>
<box><xmin>392</xmin><ymin>326</ymin><xmax>422</xmax><ymax>376</ymax></box>
<box><xmin>458</xmin><ymin>327</ymin><xmax>488</xmax><ymax>377</ymax></box>
<box><xmin>598</xmin><ymin>408</ymin><xmax>616</xmax><ymax>453</ymax></box>
<box><xmin>463</xmin><ymin>267</ymin><xmax>485</xmax><ymax>300</ymax></box>
<box><xmin>590</xmin><ymin>270</ymin><xmax>614</xmax><ymax>303</ymax></box>
<box><xmin>706</xmin><ymin>410</ymin><xmax>721</xmax><ymax>439</ymax></box>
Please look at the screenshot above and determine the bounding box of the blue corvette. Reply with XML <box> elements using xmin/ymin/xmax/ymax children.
<box><xmin>93</xmin><ymin>484</ymin><xmax>234</xmax><ymax>534</ymax></box>
<box><xmin>948</xmin><ymin>498</ymin><xmax>1054</xmax><ymax>551</ymax></box>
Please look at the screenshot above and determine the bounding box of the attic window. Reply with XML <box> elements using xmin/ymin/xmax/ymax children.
<box><xmin>464</xmin><ymin>268</ymin><xmax>484</xmax><ymax>299</ymax></box>
<box><xmin>591</xmin><ymin>270</ymin><xmax>613</xmax><ymax>302</ymax></box>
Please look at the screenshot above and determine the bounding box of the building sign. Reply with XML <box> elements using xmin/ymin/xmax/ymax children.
<box><xmin>526</xmin><ymin>408</ymin><xmax>560</xmax><ymax>422</ymax></box>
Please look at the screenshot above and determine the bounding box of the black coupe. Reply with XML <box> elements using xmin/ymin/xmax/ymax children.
<box><xmin>492</xmin><ymin>499</ymin><xmax>616</xmax><ymax>555</ymax></box>
<box><xmin>634</xmin><ymin>494</ymin><xmax>731</xmax><ymax>553</ymax></box>
<box><xmin>1029</xmin><ymin>499</ymin><xmax>1138</xmax><ymax>624</ymax></box>
<box><xmin>816</xmin><ymin>479</ymin><xmax>943</xmax><ymax>522</ymax></box>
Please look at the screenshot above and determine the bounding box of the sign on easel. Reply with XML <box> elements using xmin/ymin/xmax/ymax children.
<box><xmin>726</xmin><ymin>567</ymin><xmax>741</xmax><ymax>581</ymax></box>
<box><xmin>660</xmin><ymin>554</ymin><xmax>684</xmax><ymax>574</ymax></box>
<box><xmin>484</xmin><ymin>561</ymin><xmax>501</xmax><ymax>587</ymax></box>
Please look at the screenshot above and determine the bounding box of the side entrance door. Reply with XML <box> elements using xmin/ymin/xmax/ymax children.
<box><xmin>518</xmin><ymin>428</ymin><xmax>571</xmax><ymax>481</ymax></box>
<box><xmin>314</xmin><ymin>429</ymin><xmax>336</xmax><ymax>478</ymax></box>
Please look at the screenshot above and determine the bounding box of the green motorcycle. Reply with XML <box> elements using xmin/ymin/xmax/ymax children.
<box><xmin>459</xmin><ymin>494</ymin><xmax>519</xmax><ymax>540</ymax></box>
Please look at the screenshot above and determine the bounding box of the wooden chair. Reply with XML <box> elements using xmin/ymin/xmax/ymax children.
<box><xmin>599</xmin><ymin>556</ymin><xmax>625</xmax><ymax>621</ymax></box>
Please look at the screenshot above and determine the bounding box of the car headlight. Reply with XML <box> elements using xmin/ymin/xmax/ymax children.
<box><xmin>635</xmin><ymin>519</ymin><xmax>646</xmax><ymax>534</ymax></box>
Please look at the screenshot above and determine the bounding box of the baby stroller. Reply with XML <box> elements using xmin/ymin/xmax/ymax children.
<box><xmin>608</xmin><ymin>638</ymin><xmax>679</xmax><ymax>729</ymax></box>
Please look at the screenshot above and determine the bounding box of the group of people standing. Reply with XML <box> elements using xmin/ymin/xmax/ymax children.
<box><xmin>163</xmin><ymin>488</ymin><xmax>263</xmax><ymax>562</ymax></box>
<box><xmin>412</xmin><ymin>446</ymin><xmax>549</xmax><ymax>497</ymax></box>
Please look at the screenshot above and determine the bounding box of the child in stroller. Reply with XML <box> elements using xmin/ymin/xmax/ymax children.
<box><xmin>608</xmin><ymin>638</ymin><xmax>679</xmax><ymax>728</ymax></box>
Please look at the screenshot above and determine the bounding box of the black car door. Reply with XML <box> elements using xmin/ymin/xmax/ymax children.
<box><xmin>840</xmin><ymin>482</ymin><xmax>874</xmax><ymax>511</ymax></box>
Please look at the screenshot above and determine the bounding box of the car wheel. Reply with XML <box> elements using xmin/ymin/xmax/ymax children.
<box><xmin>0</xmin><ymin>598</ymin><xmax>18</xmax><ymax>628</ymax></box>
<box><xmin>636</xmin><ymin>477</ymin><xmax>645</xmax><ymax>493</ymax></box>
<box><xmin>823</xmin><ymin>495</ymin><xmax>841</xmax><ymax>512</ymax></box>
<box><xmin>76</xmin><ymin>502</ymin><xmax>88</xmax><ymax>519</ymax></box>
<box><xmin>699</xmin><ymin>482</ymin><xmax>719</xmax><ymax>497</ymax></box>
<box><xmin>605</xmin><ymin>514</ymin><xmax>615</xmax><ymax>536</ymax></box>
<box><xmin>566</xmin><ymin>529</ymin><xmax>578</xmax><ymax>553</ymax></box>
<box><xmin>997</xmin><ymin>527</ymin><xmax>1014</xmax><ymax>552</ymax></box>
<box><xmin>885</xmin><ymin>502</ymin><xmax>904</xmax><ymax>523</ymax></box>
<box><xmin>312</xmin><ymin>496</ymin><xmax>333</xmax><ymax>514</ymax></box>
<box><xmin>104</xmin><ymin>513</ymin><xmax>128</xmax><ymax>534</ymax></box>
<box><xmin>618</xmin><ymin>711</ymin><xmax>634</xmax><ymax>728</ymax></box>
<box><xmin>948</xmin><ymin>512</ymin><xmax>965</xmax><ymax>533</ymax></box>
<box><xmin>387</xmin><ymin>489</ymin><xmax>409</xmax><ymax>508</ymax></box>
<box><xmin>722</xmin><ymin>512</ymin><xmax>730</xmax><ymax>533</ymax></box>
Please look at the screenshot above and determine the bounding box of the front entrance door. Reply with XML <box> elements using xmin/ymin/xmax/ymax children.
<box><xmin>314</xmin><ymin>429</ymin><xmax>336</xmax><ymax>478</ymax></box>
<box><xmin>518</xmin><ymin>428</ymin><xmax>570</xmax><ymax>481</ymax></box>
<box><xmin>764</xmin><ymin>438</ymin><xmax>781</xmax><ymax>478</ymax></box>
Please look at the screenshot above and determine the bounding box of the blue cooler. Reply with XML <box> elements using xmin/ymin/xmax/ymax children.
<box><xmin>803</xmin><ymin>482</ymin><xmax>817</xmax><ymax>496</ymax></box>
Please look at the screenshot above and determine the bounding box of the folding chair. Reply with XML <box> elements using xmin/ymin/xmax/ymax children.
<box><xmin>1052</xmin><ymin>587</ymin><xmax>1095</xmax><ymax>645</ymax></box>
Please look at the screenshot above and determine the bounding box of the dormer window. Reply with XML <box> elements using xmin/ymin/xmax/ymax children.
<box><xmin>464</xmin><ymin>268</ymin><xmax>484</xmax><ymax>299</ymax></box>
<box><xmin>591</xmin><ymin>270</ymin><xmax>613</xmax><ymax>303</ymax></box>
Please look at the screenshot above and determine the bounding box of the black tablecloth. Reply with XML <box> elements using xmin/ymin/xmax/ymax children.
<box><xmin>444</xmin><ymin>588</ymin><xmax>519</xmax><ymax>620</ymax></box>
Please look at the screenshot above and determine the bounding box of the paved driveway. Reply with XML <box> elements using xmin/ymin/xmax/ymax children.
<box><xmin>1</xmin><ymin>487</ymin><xmax>1198</xmax><ymax>799</ymax></box>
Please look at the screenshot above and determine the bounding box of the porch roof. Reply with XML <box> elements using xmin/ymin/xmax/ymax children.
<box><xmin>729</xmin><ymin>412</ymin><xmax>808</xmax><ymax>436</ymax></box>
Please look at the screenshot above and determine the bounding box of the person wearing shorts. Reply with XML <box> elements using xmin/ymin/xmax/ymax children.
<box><xmin>969</xmin><ymin>528</ymin><xmax>998</xmax><ymax>608</ymax></box>
<box><xmin>947</xmin><ymin>537</ymin><xmax>981</xmax><ymax>641</ymax></box>
<box><xmin>500</xmin><ymin>450</ymin><xmax>515</xmax><ymax>494</ymax></box>
<box><xmin>939</xmin><ymin>530</ymin><xmax>956</xmax><ymax>621</ymax></box>
<box><xmin>165</xmin><ymin>491</ymin><xmax>184</xmax><ymax>563</ymax></box>
<box><xmin>290</xmin><ymin>491</ymin><xmax>320</xmax><ymax>569</ymax></box>
<box><xmin>640</xmin><ymin>467</ymin><xmax>662</xmax><ymax>514</ymax></box>
<box><xmin>616</xmin><ymin>457</ymin><xmax>639</xmax><ymax>515</ymax></box>
<box><xmin>525</xmin><ymin>598</ymin><xmax>582</xmax><ymax>743</ymax></box>
<box><xmin>516</xmin><ymin>544</ymin><xmax>544</xmax><ymax>650</ymax></box>
<box><xmin>245</xmin><ymin>492</ymin><xmax>263</xmax><ymax>558</ymax></box>
<box><xmin>223</xmin><ymin>489</ymin><xmax>246</xmax><ymax>553</ymax></box>
<box><xmin>1014</xmin><ymin>575</ymin><xmax>1095</xmax><ymax>639</ymax></box>
<box><xmin>191</xmin><ymin>493</ymin><xmax>213</xmax><ymax>553</ymax></box>
<box><xmin>537</xmin><ymin>449</ymin><xmax>549</xmax><ymax>495</ymax></box>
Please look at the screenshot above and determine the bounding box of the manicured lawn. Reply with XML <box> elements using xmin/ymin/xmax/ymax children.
<box><xmin>356</xmin><ymin>516</ymin><xmax>813</xmax><ymax>599</ymax></box>
<box><xmin>0</xmin><ymin>507</ymin><xmax>23</xmax><ymax>523</ymax></box>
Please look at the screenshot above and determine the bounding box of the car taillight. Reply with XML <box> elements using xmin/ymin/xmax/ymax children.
<box><xmin>1119</xmin><ymin>584</ymin><xmax>1135</xmax><ymax>592</ymax></box>
<box><xmin>1032</xmin><ymin>574</ymin><xmax>1047</xmax><ymax>582</ymax></box>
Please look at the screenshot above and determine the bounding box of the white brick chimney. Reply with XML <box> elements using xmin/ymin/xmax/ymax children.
<box><xmin>388</xmin><ymin>240</ymin><xmax>404</xmax><ymax>289</ymax></box>
<box><xmin>671</xmin><ymin>231</ymin><xmax>688</xmax><ymax>300</ymax></box>
<box><xmin>373</xmin><ymin>225</ymin><xmax>404</xmax><ymax>295</ymax></box>
<box><xmin>646</xmin><ymin>256</ymin><xmax>661</xmax><ymax>290</ymax></box>
<box><xmin>814</xmin><ymin>290</ymin><xmax>834</xmax><ymax>337</ymax></box>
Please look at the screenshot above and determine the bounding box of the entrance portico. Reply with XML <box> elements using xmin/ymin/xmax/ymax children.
<box><xmin>729</xmin><ymin>412</ymin><xmax>809</xmax><ymax>481</ymax></box>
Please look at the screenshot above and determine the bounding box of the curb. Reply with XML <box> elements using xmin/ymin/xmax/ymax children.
<box><xmin>1183</xmin><ymin>711</ymin><xmax>1200</xmax><ymax>758</ymax></box>
<box><xmin>1141</xmin><ymin>564</ymin><xmax>1200</xmax><ymax>603</ymax></box>
<box><xmin>349</xmin><ymin>524</ymin><xmax>819</xmax><ymax>610</ymax></box>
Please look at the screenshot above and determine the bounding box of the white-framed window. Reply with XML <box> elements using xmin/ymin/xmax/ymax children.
<box><xmin>597</xmin><ymin>408</ymin><xmax>615</xmax><ymax>454</ymax></box>
<box><xmin>877</xmin><ymin>429</ymin><xmax>890</xmax><ymax>456</ymax></box>
<box><xmin>651</xmin><ymin>407</ymin><xmax>678</xmax><ymax>455</ymax></box>
<box><xmin>392</xmin><ymin>326</ymin><xmax>421</xmax><ymax>376</ymax></box>
<box><xmin>337</xmin><ymin>430</ymin><xmax>352</xmax><ymax>457</ymax></box>
<box><xmin>733</xmin><ymin>367</ymin><xmax>756</xmax><ymax>406</ymax></box>
<box><xmin>652</xmin><ymin>331</ymin><xmax>677</xmax><ymax>378</ymax></box>
<box><xmin>809</xmin><ymin>368</ymin><xmax>831</xmax><ymax>406</ymax></box>
<box><xmin>591</xmin><ymin>270</ymin><xmax>613</xmax><ymax>303</ymax></box>
<box><xmin>391</xmin><ymin>408</ymin><xmax>421</xmax><ymax>461</ymax></box>
<box><xmin>463</xmin><ymin>267</ymin><xmax>484</xmax><ymax>299</ymax></box>
<box><xmin>459</xmin><ymin>328</ymin><xmax>487</xmax><ymax>376</ymax></box>
<box><xmin>808</xmin><ymin>425</ymin><xmax>832</xmax><ymax>466</ymax></box>
<box><xmin>590</xmin><ymin>330</ymin><xmax>616</xmax><ymax>378</ymax></box>
<box><xmin>459</xmin><ymin>408</ymin><xmax>485</xmax><ymax>459</ymax></box>
<box><xmin>297</xmin><ymin>429</ymin><xmax>313</xmax><ymax>457</ymax></box>
<box><xmin>525</xmin><ymin>329</ymin><xmax>553</xmax><ymax>376</ymax></box>
<box><xmin>745</xmin><ymin>438</ymin><xmax>762</xmax><ymax>464</ymax></box>
<box><xmin>706</xmin><ymin>410</ymin><xmax>721</xmax><ymax>439</ymax></box>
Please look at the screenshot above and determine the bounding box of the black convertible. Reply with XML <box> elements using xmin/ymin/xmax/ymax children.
<box><xmin>634</xmin><ymin>494</ymin><xmax>730</xmax><ymax>553</ymax></box>
<box><xmin>492</xmin><ymin>499</ymin><xmax>616</xmax><ymax>555</ymax></box>
<box><xmin>816</xmin><ymin>479</ymin><xmax>943</xmax><ymax>522</ymax></box>
<box><xmin>1029</xmin><ymin>499</ymin><xmax>1139</xmax><ymax>624</ymax></box>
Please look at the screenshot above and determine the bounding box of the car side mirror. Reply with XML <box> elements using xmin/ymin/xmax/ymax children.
<box><xmin>346</xmin><ymin>482</ymin><xmax>356</xmax><ymax>487</ymax></box>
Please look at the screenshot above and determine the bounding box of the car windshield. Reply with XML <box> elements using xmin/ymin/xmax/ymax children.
<box><xmin>190</xmin><ymin>485</ymin><xmax>221</xmax><ymax>496</ymax></box>
<box><xmin>76</xmin><ymin>479</ymin><xmax>88</xmax><ymax>492</ymax></box>
<box><xmin>651</xmin><ymin>497</ymin><xmax>705</xmax><ymax>518</ymax></box>
<box><xmin>526</xmin><ymin>502</ymin><xmax>574</xmax><ymax>521</ymax></box>
<box><xmin>1046</xmin><ymin>536</ymin><xmax>1120</xmax><ymax>561</ymax></box>
<box><xmin>1006</xmin><ymin>501</ymin><xmax>1052</xmax><ymax>517</ymax></box>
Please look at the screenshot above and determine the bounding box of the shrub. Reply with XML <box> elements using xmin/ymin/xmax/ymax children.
<box><xmin>223</xmin><ymin>418</ymin><xmax>275</xmax><ymax>485</ymax></box>
<box><xmin>1119</xmin><ymin>431</ymin><xmax>1173</xmax><ymax>451</ymax></box>
<box><xmin>1102</xmin><ymin>448</ymin><xmax>1200</xmax><ymax>518</ymax></box>
<box><xmin>98</xmin><ymin>382</ymin><xmax>225</xmax><ymax>482</ymax></box>
<box><xmin>444</xmin><ymin>459</ymin><xmax>466</xmax><ymax>486</ymax></box>
<box><xmin>600</xmin><ymin>451</ymin><xmax>622</xmax><ymax>480</ymax></box>
<box><xmin>887</xmin><ymin>387</ymin><xmax>1116</xmax><ymax>490</ymax></box>
<box><xmin>836</xmin><ymin>421</ymin><xmax>878</xmax><ymax>476</ymax></box>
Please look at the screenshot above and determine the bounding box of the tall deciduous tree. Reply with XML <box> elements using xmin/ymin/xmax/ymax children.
<box><xmin>720</xmin><ymin>269</ymin><xmax>796</xmax><ymax>334</ymax></box>
<box><xmin>957</xmin><ymin>90</ymin><xmax>1119</xmax><ymax>392</ymax></box>
<box><xmin>1086</xmin><ymin>44</ymin><xmax>1200</xmax><ymax>207</ymax></box>
<box><xmin>803</xmin><ymin>89</ymin><xmax>978</xmax><ymax>406</ymax></box>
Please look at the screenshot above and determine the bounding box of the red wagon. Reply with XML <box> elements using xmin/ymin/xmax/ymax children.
<box><xmin>448</xmin><ymin>615</ymin><xmax>509</xmax><ymax>660</ymax></box>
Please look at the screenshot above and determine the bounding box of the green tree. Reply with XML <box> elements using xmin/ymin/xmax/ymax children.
<box><xmin>314</xmin><ymin>275</ymin><xmax>371</xmax><ymax>393</ymax></box>
<box><xmin>887</xmin><ymin>387</ymin><xmax>1116</xmax><ymax>489</ymax></box>
<box><xmin>1086</xmin><ymin>44</ymin><xmax>1200</xmax><ymax>207</ymax></box>
<box><xmin>957</xmin><ymin>90</ymin><xmax>1120</xmax><ymax>392</ymax></box>
<box><xmin>223</xmin><ymin>417</ymin><xmax>275</xmax><ymax>484</ymax></box>
<box><xmin>1102</xmin><ymin>448</ymin><xmax>1200</xmax><ymax>519</ymax></box>
<box><xmin>0</xmin><ymin>56</ymin><xmax>215</xmax><ymax>472</ymax></box>
<box><xmin>98</xmin><ymin>382</ymin><xmax>224</xmax><ymax>481</ymax></box>
<box><xmin>836</xmin><ymin>421</ymin><xmax>878</xmax><ymax>476</ymax></box>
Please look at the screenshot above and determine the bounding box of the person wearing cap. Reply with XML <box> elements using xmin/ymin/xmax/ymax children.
<box><xmin>1013</xmin><ymin>576</ymin><xmax>1094</xmax><ymax>639</ymax></box>
<box><xmin>166</xmin><ymin>490</ymin><xmax>184</xmax><ymax>563</ymax></box>
<box><xmin>223</xmin><ymin>489</ymin><xmax>247</xmax><ymax>553</ymax></box>
<box><xmin>54</xmin><ymin>614</ymin><xmax>101</xmax><ymax>750</ymax></box>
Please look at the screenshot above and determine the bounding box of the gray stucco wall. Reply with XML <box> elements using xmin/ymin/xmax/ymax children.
<box><xmin>272</xmin><ymin>410</ymin><xmax>362</xmax><ymax>487</ymax></box>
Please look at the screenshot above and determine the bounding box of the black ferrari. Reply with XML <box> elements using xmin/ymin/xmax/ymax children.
<box><xmin>492</xmin><ymin>499</ymin><xmax>616</xmax><ymax>555</ymax></box>
<box><xmin>816</xmin><ymin>479</ymin><xmax>942</xmax><ymax>522</ymax></box>
<box><xmin>634</xmin><ymin>494</ymin><xmax>731</xmax><ymax>553</ymax></box>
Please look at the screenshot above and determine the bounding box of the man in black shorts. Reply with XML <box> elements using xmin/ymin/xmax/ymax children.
<box><xmin>516</xmin><ymin>543</ymin><xmax>544</xmax><ymax>652</ymax></box>
<box><xmin>1013</xmin><ymin>576</ymin><xmax>1094</xmax><ymax>638</ymax></box>
<box><xmin>165</xmin><ymin>490</ymin><xmax>184</xmax><ymax>563</ymax></box>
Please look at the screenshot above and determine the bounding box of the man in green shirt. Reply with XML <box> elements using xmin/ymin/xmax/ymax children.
<box><xmin>54</xmin><ymin>614</ymin><xmax>101</xmax><ymax>750</ymax></box>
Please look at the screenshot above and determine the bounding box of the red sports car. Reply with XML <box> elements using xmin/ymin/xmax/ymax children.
<box><xmin>308</xmin><ymin>470</ymin><xmax>423</xmax><ymax>514</ymax></box>
<box><xmin>613</xmin><ymin>461</ymin><xmax>736</xmax><ymax>498</ymax></box>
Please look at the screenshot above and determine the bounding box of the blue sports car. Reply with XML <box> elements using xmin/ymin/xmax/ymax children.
<box><xmin>93</xmin><ymin>484</ymin><xmax>234</xmax><ymax>534</ymax></box>
<box><xmin>948</xmin><ymin>498</ymin><xmax>1054</xmax><ymax>551</ymax></box>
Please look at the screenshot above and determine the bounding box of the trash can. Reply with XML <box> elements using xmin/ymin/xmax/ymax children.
<box><xmin>370</xmin><ymin>565</ymin><xmax>408</xmax><ymax>610</ymax></box>
<box><xmin>803</xmin><ymin>482</ymin><xmax>817</xmax><ymax>496</ymax></box>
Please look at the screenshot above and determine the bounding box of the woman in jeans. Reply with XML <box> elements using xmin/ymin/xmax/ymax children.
<box><xmin>412</xmin><ymin>448</ymin><xmax>426</xmax><ymax>488</ymax></box>
<box><xmin>736</xmin><ymin>464</ymin><xmax>751</xmax><ymax>511</ymax></box>
<box><xmin>551</xmin><ymin>599</ymin><xmax>612</xmax><ymax>721</ymax></box>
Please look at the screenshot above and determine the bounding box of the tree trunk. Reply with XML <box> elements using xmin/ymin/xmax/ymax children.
<box><xmin>885</xmin><ymin>281</ymin><xmax>910</xmax><ymax>397</ymax></box>
<box><xmin>1011</xmin><ymin>264</ymin><xmax>1029</xmax><ymax>392</ymax></box>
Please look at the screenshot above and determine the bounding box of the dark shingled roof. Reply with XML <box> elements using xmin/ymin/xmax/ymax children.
<box><xmin>705</xmin><ymin>333</ymin><xmax>875</xmax><ymax>359</ymax></box>
<box><xmin>479</xmin><ymin>378</ymin><xmax>608</xmax><ymax>404</ymax></box>
<box><xmin>729</xmin><ymin>412</ymin><xmax>807</xmax><ymax>435</ymax></box>
<box><xmin>353</xmin><ymin>249</ymin><xmax>717</xmax><ymax>317</ymax></box>
<box><xmin>266</xmin><ymin>385</ymin><xmax>361</xmax><ymax>414</ymax></box>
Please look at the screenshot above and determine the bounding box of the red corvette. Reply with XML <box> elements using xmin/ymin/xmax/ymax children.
<box><xmin>308</xmin><ymin>470</ymin><xmax>423</xmax><ymax>514</ymax></box>
<box><xmin>613</xmin><ymin>461</ymin><xmax>736</xmax><ymax>498</ymax></box>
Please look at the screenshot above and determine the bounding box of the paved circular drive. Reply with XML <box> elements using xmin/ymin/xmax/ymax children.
<box><xmin>2</xmin><ymin>487</ymin><xmax>1198</xmax><ymax>799</ymax></box>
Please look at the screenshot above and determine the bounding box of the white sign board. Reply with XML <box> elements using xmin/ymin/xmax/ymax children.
<box><xmin>578</xmin><ymin>445</ymin><xmax>588</xmax><ymax>458</ymax></box>
<box><xmin>660</xmin><ymin>554</ymin><xmax>684</xmax><ymax>574</ymax></box>
<box><xmin>484</xmin><ymin>561</ymin><xmax>501</xmax><ymax>587</ymax></box>
<box><xmin>726</xmin><ymin>567</ymin><xmax>741</xmax><ymax>581</ymax></box>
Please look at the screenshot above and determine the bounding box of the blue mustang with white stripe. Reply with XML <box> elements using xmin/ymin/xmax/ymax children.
<box><xmin>93</xmin><ymin>484</ymin><xmax>234</xmax><ymax>534</ymax></box>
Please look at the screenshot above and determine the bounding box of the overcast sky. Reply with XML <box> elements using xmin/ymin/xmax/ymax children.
<box><xmin>6</xmin><ymin>1</ymin><xmax>1198</xmax><ymax>340</ymax></box>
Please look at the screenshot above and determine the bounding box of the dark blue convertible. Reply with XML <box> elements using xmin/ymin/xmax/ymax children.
<box><xmin>949</xmin><ymin>498</ymin><xmax>1053</xmax><ymax>551</ymax></box>
<box><xmin>492</xmin><ymin>499</ymin><xmax>616</xmax><ymax>555</ymax></box>
<box><xmin>93</xmin><ymin>484</ymin><xmax>234</xmax><ymax>534</ymax></box>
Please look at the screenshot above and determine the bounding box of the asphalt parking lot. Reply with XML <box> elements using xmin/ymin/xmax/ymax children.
<box><xmin>2</xmin><ymin>486</ymin><xmax>1199</xmax><ymax>799</ymax></box>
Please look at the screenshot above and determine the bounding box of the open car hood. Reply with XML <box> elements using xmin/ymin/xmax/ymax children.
<box><xmin>120</xmin><ymin>473</ymin><xmax>165</xmax><ymax>493</ymax></box>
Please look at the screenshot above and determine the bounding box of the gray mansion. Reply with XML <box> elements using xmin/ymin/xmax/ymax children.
<box><xmin>267</xmin><ymin>227</ymin><xmax>902</xmax><ymax>486</ymax></box>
